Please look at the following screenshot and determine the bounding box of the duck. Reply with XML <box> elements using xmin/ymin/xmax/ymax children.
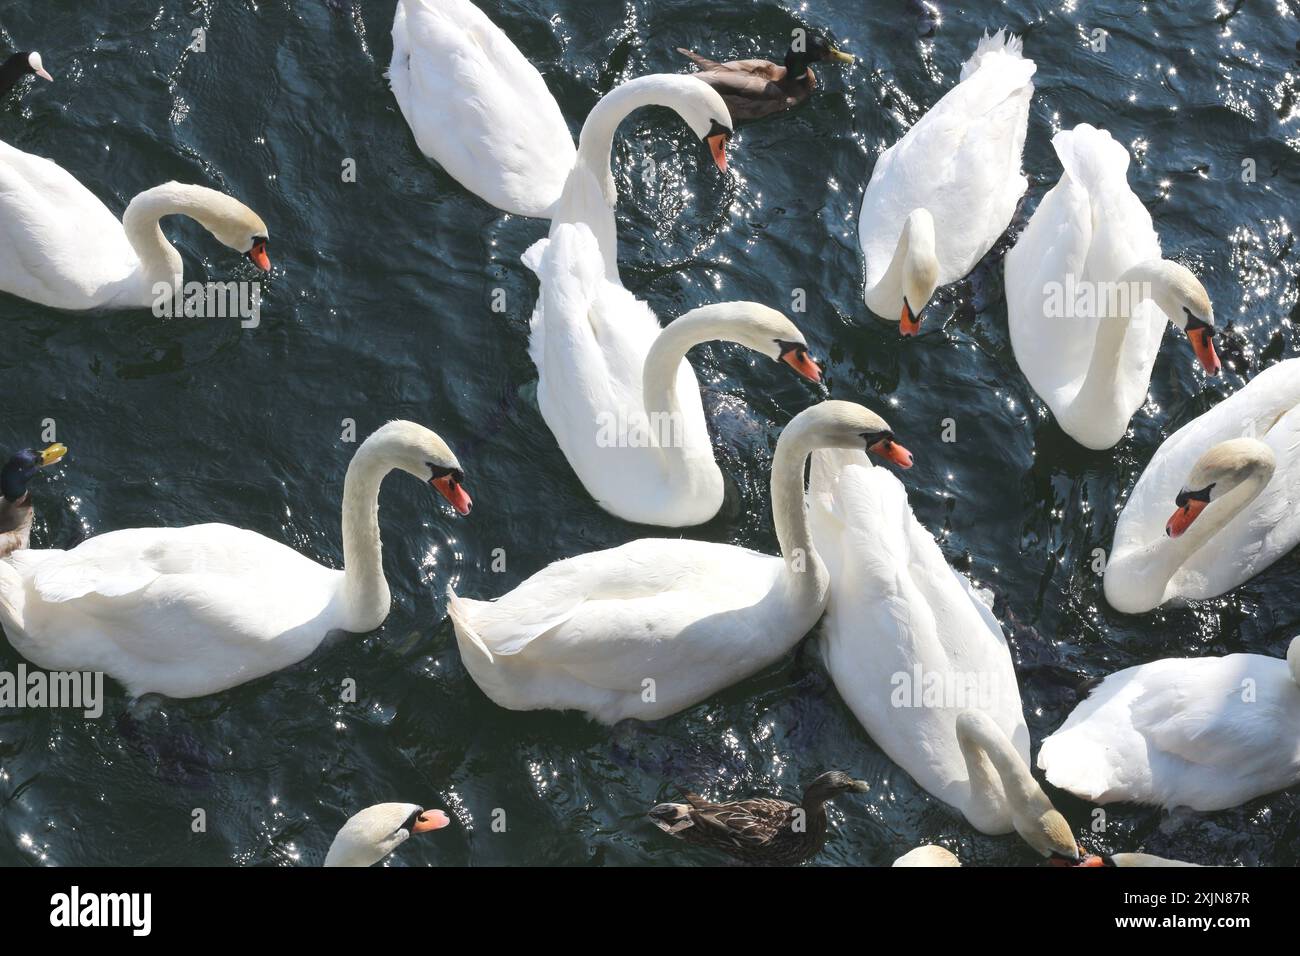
<box><xmin>1102</xmin><ymin>358</ymin><xmax>1299</xmax><ymax>613</ymax></box>
<box><xmin>0</xmin><ymin>50</ymin><xmax>52</xmax><ymax>98</ymax></box>
<box><xmin>447</xmin><ymin>401</ymin><xmax>914</xmax><ymax>724</ymax></box>
<box><xmin>859</xmin><ymin>30</ymin><xmax>1034</xmax><ymax>335</ymax></box>
<box><xmin>527</xmin><ymin>222</ymin><xmax>821</xmax><ymax>527</ymax></box>
<box><xmin>0</xmin><ymin>421</ymin><xmax>471</xmax><ymax>699</ymax></box>
<box><xmin>1005</xmin><ymin>124</ymin><xmax>1222</xmax><ymax>450</ymax></box>
<box><xmin>1038</xmin><ymin>636</ymin><xmax>1300</xmax><ymax>812</ymax></box>
<box><xmin>649</xmin><ymin>771</ymin><xmax>870</xmax><ymax>865</ymax></box>
<box><xmin>0</xmin><ymin>443</ymin><xmax>67</xmax><ymax>558</ymax></box>
<box><xmin>807</xmin><ymin>447</ymin><xmax>1029</xmax><ymax>835</ymax></box>
<box><xmin>893</xmin><ymin>845</ymin><xmax>962</xmax><ymax>866</ymax></box>
<box><xmin>676</xmin><ymin>32</ymin><xmax>854</xmax><ymax>122</ymax></box>
<box><xmin>323</xmin><ymin>803</ymin><xmax>450</xmax><ymax>867</ymax></box>
<box><xmin>0</xmin><ymin>142</ymin><xmax>271</xmax><ymax>311</ymax></box>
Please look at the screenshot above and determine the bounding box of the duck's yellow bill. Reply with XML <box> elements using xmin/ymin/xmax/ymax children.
<box><xmin>39</xmin><ymin>443</ymin><xmax>68</xmax><ymax>466</ymax></box>
<box><xmin>830</xmin><ymin>47</ymin><xmax>855</xmax><ymax>64</ymax></box>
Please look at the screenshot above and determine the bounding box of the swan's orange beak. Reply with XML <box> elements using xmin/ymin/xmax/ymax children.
<box><xmin>780</xmin><ymin>349</ymin><xmax>822</xmax><ymax>383</ymax></box>
<box><xmin>870</xmin><ymin>438</ymin><xmax>914</xmax><ymax>469</ymax></box>
<box><xmin>432</xmin><ymin>475</ymin><xmax>472</xmax><ymax>516</ymax></box>
<box><xmin>1166</xmin><ymin>498</ymin><xmax>1208</xmax><ymax>537</ymax></box>
<box><xmin>900</xmin><ymin>299</ymin><xmax>922</xmax><ymax>336</ymax></box>
<box><xmin>411</xmin><ymin>810</ymin><xmax>450</xmax><ymax>833</ymax></box>
<box><xmin>707</xmin><ymin>132</ymin><xmax>728</xmax><ymax>173</ymax></box>
<box><xmin>1075</xmin><ymin>855</ymin><xmax>1106</xmax><ymax>867</ymax></box>
<box><xmin>247</xmin><ymin>239</ymin><xmax>271</xmax><ymax>272</ymax></box>
<box><xmin>1187</xmin><ymin>326</ymin><xmax>1221</xmax><ymax>375</ymax></box>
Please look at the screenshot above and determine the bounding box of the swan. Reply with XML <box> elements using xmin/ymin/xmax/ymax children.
<box><xmin>527</xmin><ymin>222</ymin><xmax>821</xmax><ymax>527</ymax></box>
<box><xmin>807</xmin><ymin>448</ymin><xmax>1028</xmax><ymax>835</ymax></box>
<box><xmin>1103</xmin><ymin>358</ymin><xmax>1300</xmax><ymax>613</ymax></box>
<box><xmin>0</xmin><ymin>421</ymin><xmax>471</xmax><ymax>698</ymax></box>
<box><xmin>892</xmin><ymin>845</ymin><xmax>1198</xmax><ymax>867</ymax></box>
<box><xmin>447</xmin><ymin>401</ymin><xmax>914</xmax><ymax>724</ymax></box>
<box><xmin>1005</xmin><ymin>124</ymin><xmax>1222</xmax><ymax>450</ymax></box>
<box><xmin>389</xmin><ymin>0</ymin><xmax>575</xmax><ymax>218</ymax></box>
<box><xmin>0</xmin><ymin>142</ymin><xmax>271</xmax><ymax>311</ymax></box>
<box><xmin>859</xmin><ymin>30</ymin><xmax>1034</xmax><ymax>335</ymax></box>
<box><xmin>0</xmin><ymin>443</ymin><xmax>66</xmax><ymax>558</ymax></box>
<box><xmin>1038</xmin><ymin>636</ymin><xmax>1300</xmax><ymax>812</ymax></box>
<box><xmin>323</xmin><ymin>803</ymin><xmax>450</xmax><ymax>867</ymax></box>
<box><xmin>892</xmin><ymin>845</ymin><xmax>961</xmax><ymax>866</ymax></box>
<box><xmin>1</xmin><ymin>51</ymin><xmax>52</xmax><ymax>97</ymax></box>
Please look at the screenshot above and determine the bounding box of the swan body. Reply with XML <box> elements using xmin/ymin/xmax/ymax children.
<box><xmin>1103</xmin><ymin>358</ymin><xmax>1300</xmax><ymax>613</ymax></box>
<box><xmin>527</xmin><ymin>222</ymin><xmax>819</xmax><ymax>527</ymax></box>
<box><xmin>324</xmin><ymin>803</ymin><xmax>449</xmax><ymax>867</ymax></box>
<box><xmin>389</xmin><ymin>0</ymin><xmax>575</xmax><ymax>218</ymax></box>
<box><xmin>808</xmin><ymin>449</ymin><xmax>1028</xmax><ymax>835</ymax></box>
<box><xmin>1038</xmin><ymin>637</ymin><xmax>1300</xmax><ymax>812</ymax></box>
<box><xmin>448</xmin><ymin>401</ymin><xmax>911</xmax><ymax>724</ymax></box>
<box><xmin>0</xmin><ymin>422</ymin><xmax>470</xmax><ymax>698</ymax></box>
<box><xmin>859</xmin><ymin>30</ymin><xmax>1034</xmax><ymax>333</ymax></box>
<box><xmin>0</xmin><ymin>143</ymin><xmax>270</xmax><ymax>311</ymax></box>
<box><xmin>1005</xmin><ymin>124</ymin><xmax>1222</xmax><ymax>449</ymax></box>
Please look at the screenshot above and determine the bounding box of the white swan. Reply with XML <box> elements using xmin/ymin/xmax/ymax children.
<box><xmin>0</xmin><ymin>422</ymin><xmax>471</xmax><ymax>698</ymax></box>
<box><xmin>389</xmin><ymin>0</ymin><xmax>575</xmax><ymax>218</ymax></box>
<box><xmin>807</xmin><ymin>449</ymin><xmax>1029</xmax><ymax>836</ymax></box>
<box><xmin>528</xmin><ymin>223</ymin><xmax>820</xmax><ymax>527</ymax></box>
<box><xmin>0</xmin><ymin>142</ymin><xmax>270</xmax><ymax>311</ymax></box>
<box><xmin>447</xmin><ymin>401</ymin><xmax>914</xmax><ymax>724</ymax></box>
<box><xmin>324</xmin><ymin>803</ymin><xmax>450</xmax><ymax>867</ymax></box>
<box><xmin>1103</xmin><ymin>358</ymin><xmax>1300</xmax><ymax>613</ymax></box>
<box><xmin>859</xmin><ymin>30</ymin><xmax>1034</xmax><ymax>334</ymax></box>
<box><xmin>1005</xmin><ymin>125</ymin><xmax>1222</xmax><ymax>450</ymax></box>
<box><xmin>1038</xmin><ymin>636</ymin><xmax>1300</xmax><ymax>812</ymax></box>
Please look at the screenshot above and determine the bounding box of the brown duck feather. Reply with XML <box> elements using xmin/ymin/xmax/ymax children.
<box><xmin>0</xmin><ymin>494</ymin><xmax>33</xmax><ymax>558</ymax></box>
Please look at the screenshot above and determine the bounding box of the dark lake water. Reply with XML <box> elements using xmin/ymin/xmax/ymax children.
<box><xmin>1</xmin><ymin>0</ymin><xmax>1297</xmax><ymax>866</ymax></box>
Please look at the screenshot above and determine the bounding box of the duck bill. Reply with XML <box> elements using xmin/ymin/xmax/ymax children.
<box><xmin>829</xmin><ymin>47</ymin><xmax>855</xmax><ymax>64</ymax></box>
<box><xmin>35</xmin><ymin>67</ymin><xmax>53</xmax><ymax>82</ymax></box>
<box><xmin>900</xmin><ymin>300</ymin><xmax>922</xmax><ymax>336</ymax></box>
<box><xmin>412</xmin><ymin>810</ymin><xmax>451</xmax><ymax>833</ymax></box>
<box><xmin>781</xmin><ymin>350</ymin><xmax>822</xmax><ymax>383</ymax></box>
<box><xmin>247</xmin><ymin>240</ymin><xmax>271</xmax><ymax>272</ymax></box>
<box><xmin>870</xmin><ymin>439</ymin><xmax>914</xmax><ymax>469</ymax></box>
<box><xmin>1187</xmin><ymin>327</ymin><xmax>1221</xmax><ymax>375</ymax></box>
<box><xmin>38</xmin><ymin>443</ymin><xmax>68</xmax><ymax>466</ymax></box>
<box><xmin>706</xmin><ymin>133</ymin><xmax>728</xmax><ymax>173</ymax></box>
<box><xmin>1166</xmin><ymin>499</ymin><xmax>1208</xmax><ymax>538</ymax></box>
<box><xmin>431</xmin><ymin>475</ymin><xmax>473</xmax><ymax>516</ymax></box>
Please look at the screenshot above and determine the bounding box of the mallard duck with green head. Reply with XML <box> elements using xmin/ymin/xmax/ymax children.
<box><xmin>1</xmin><ymin>444</ymin><xmax>66</xmax><ymax>558</ymax></box>
<box><xmin>677</xmin><ymin>33</ymin><xmax>854</xmax><ymax>122</ymax></box>
<box><xmin>649</xmin><ymin>770</ymin><xmax>870</xmax><ymax>864</ymax></box>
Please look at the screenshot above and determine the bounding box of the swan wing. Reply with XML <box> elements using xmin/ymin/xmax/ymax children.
<box><xmin>389</xmin><ymin>0</ymin><xmax>575</xmax><ymax>218</ymax></box>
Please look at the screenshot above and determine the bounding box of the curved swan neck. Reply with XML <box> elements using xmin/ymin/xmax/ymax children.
<box><xmin>956</xmin><ymin>715</ymin><xmax>1035</xmax><ymax>828</ymax></box>
<box><xmin>864</xmin><ymin>208</ymin><xmax>934</xmax><ymax>316</ymax></box>
<box><xmin>575</xmin><ymin>75</ymin><xmax>697</xmax><ymax>173</ymax></box>
<box><xmin>769</xmin><ymin>415</ymin><xmax>826</xmax><ymax>589</ymax></box>
<box><xmin>121</xmin><ymin>185</ymin><xmax>198</xmax><ymax>288</ymax></box>
<box><xmin>339</xmin><ymin>436</ymin><xmax>395</xmax><ymax>631</ymax></box>
<box><xmin>642</xmin><ymin>304</ymin><xmax>756</xmax><ymax>424</ymax></box>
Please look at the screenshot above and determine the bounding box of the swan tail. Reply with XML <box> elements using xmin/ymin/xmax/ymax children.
<box><xmin>648</xmin><ymin>802</ymin><xmax>695</xmax><ymax>836</ymax></box>
<box><xmin>446</xmin><ymin>586</ymin><xmax>495</xmax><ymax>664</ymax></box>
<box><xmin>521</xmin><ymin>238</ymin><xmax>549</xmax><ymax>276</ymax></box>
<box><xmin>959</xmin><ymin>29</ymin><xmax>1025</xmax><ymax>81</ymax></box>
<box><xmin>1052</xmin><ymin>124</ymin><xmax>1130</xmax><ymax>190</ymax></box>
<box><xmin>1037</xmin><ymin>733</ymin><xmax>1112</xmax><ymax>802</ymax></box>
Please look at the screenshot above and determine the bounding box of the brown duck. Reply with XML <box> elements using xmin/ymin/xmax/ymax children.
<box><xmin>649</xmin><ymin>770</ymin><xmax>870</xmax><ymax>864</ymax></box>
<box><xmin>1</xmin><ymin>444</ymin><xmax>67</xmax><ymax>558</ymax></box>
<box><xmin>677</xmin><ymin>34</ymin><xmax>854</xmax><ymax>123</ymax></box>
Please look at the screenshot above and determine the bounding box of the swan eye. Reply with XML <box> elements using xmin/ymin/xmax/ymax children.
<box><xmin>861</xmin><ymin>430</ymin><xmax>894</xmax><ymax>451</ymax></box>
<box><xmin>428</xmin><ymin>463</ymin><xmax>464</xmax><ymax>485</ymax></box>
<box><xmin>1175</xmin><ymin>484</ymin><xmax>1215</xmax><ymax>508</ymax></box>
<box><xmin>398</xmin><ymin>808</ymin><xmax>423</xmax><ymax>835</ymax></box>
<box><xmin>776</xmin><ymin>340</ymin><xmax>806</xmax><ymax>360</ymax></box>
<box><xmin>1183</xmin><ymin>309</ymin><xmax>1214</xmax><ymax>337</ymax></box>
<box><xmin>706</xmin><ymin>119</ymin><xmax>732</xmax><ymax>141</ymax></box>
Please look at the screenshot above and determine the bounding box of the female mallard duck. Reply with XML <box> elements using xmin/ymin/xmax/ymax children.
<box><xmin>677</xmin><ymin>33</ymin><xmax>853</xmax><ymax>122</ymax></box>
<box><xmin>0</xmin><ymin>444</ymin><xmax>66</xmax><ymax>558</ymax></box>
<box><xmin>0</xmin><ymin>51</ymin><xmax>52</xmax><ymax>98</ymax></box>
<box><xmin>323</xmin><ymin>803</ymin><xmax>450</xmax><ymax>867</ymax></box>
<box><xmin>649</xmin><ymin>771</ymin><xmax>870</xmax><ymax>865</ymax></box>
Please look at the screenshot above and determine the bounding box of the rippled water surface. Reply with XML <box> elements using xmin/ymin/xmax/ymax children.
<box><xmin>1</xmin><ymin>0</ymin><xmax>1298</xmax><ymax>866</ymax></box>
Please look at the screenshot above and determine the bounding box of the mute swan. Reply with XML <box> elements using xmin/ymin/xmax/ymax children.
<box><xmin>324</xmin><ymin>803</ymin><xmax>450</xmax><ymax>867</ymax></box>
<box><xmin>1103</xmin><ymin>358</ymin><xmax>1299</xmax><ymax>613</ymax></box>
<box><xmin>447</xmin><ymin>401</ymin><xmax>914</xmax><ymax>724</ymax></box>
<box><xmin>1038</xmin><ymin>636</ymin><xmax>1300</xmax><ymax>812</ymax></box>
<box><xmin>1</xmin><ymin>51</ymin><xmax>52</xmax><ymax>97</ymax></box>
<box><xmin>807</xmin><ymin>448</ymin><xmax>1027</xmax><ymax>835</ymax></box>
<box><xmin>0</xmin><ymin>421</ymin><xmax>470</xmax><ymax>699</ymax></box>
<box><xmin>1005</xmin><ymin>125</ymin><xmax>1222</xmax><ymax>450</ymax></box>
<box><xmin>891</xmin><ymin>845</ymin><xmax>1198</xmax><ymax>867</ymax></box>
<box><xmin>649</xmin><ymin>771</ymin><xmax>870</xmax><ymax>865</ymax></box>
<box><xmin>527</xmin><ymin>222</ymin><xmax>820</xmax><ymax>527</ymax></box>
<box><xmin>893</xmin><ymin>845</ymin><xmax>961</xmax><ymax>866</ymax></box>
<box><xmin>677</xmin><ymin>33</ymin><xmax>854</xmax><ymax>122</ymax></box>
<box><xmin>0</xmin><ymin>143</ymin><xmax>270</xmax><ymax>311</ymax></box>
<box><xmin>859</xmin><ymin>30</ymin><xmax>1034</xmax><ymax>335</ymax></box>
<box><xmin>0</xmin><ymin>443</ymin><xmax>67</xmax><ymax>558</ymax></box>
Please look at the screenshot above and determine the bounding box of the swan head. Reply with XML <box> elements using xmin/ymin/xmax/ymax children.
<box><xmin>900</xmin><ymin>209</ymin><xmax>939</xmax><ymax>336</ymax></box>
<box><xmin>1165</xmin><ymin>438</ymin><xmax>1276</xmax><ymax>538</ymax></box>
<box><xmin>1153</xmin><ymin>261</ymin><xmax>1220</xmax><ymax>375</ymax></box>
<box><xmin>162</xmin><ymin>183</ymin><xmax>271</xmax><ymax>272</ymax></box>
<box><xmin>686</xmin><ymin>302</ymin><xmax>822</xmax><ymax>382</ymax></box>
<box><xmin>1</xmin><ymin>443</ymin><xmax>67</xmax><ymax>502</ymax></box>
<box><xmin>323</xmin><ymin>803</ymin><xmax>450</xmax><ymax>867</ymax></box>
<box><xmin>803</xmin><ymin>770</ymin><xmax>872</xmax><ymax>804</ymax></box>
<box><xmin>365</xmin><ymin>420</ymin><xmax>472</xmax><ymax>516</ymax></box>
<box><xmin>670</xmin><ymin>76</ymin><xmax>733</xmax><ymax>173</ymax></box>
<box><xmin>783</xmin><ymin>33</ymin><xmax>855</xmax><ymax>78</ymax></box>
<box><xmin>798</xmin><ymin>400</ymin><xmax>914</xmax><ymax>468</ymax></box>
